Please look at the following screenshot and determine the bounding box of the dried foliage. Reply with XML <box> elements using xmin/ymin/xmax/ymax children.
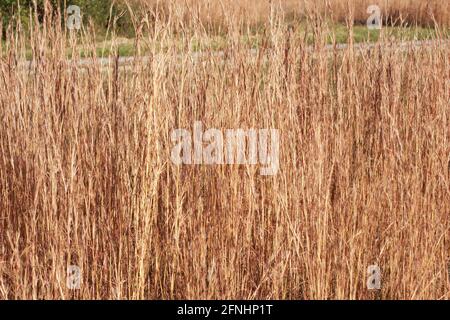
<box><xmin>0</xmin><ymin>1</ymin><xmax>449</xmax><ymax>299</ymax></box>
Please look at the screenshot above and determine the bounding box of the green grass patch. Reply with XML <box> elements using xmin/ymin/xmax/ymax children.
<box><xmin>4</xmin><ymin>23</ymin><xmax>449</xmax><ymax>60</ymax></box>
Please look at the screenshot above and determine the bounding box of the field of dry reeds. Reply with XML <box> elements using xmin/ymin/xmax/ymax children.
<box><xmin>141</xmin><ymin>0</ymin><xmax>449</xmax><ymax>28</ymax></box>
<box><xmin>0</xmin><ymin>1</ymin><xmax>449</xmax><ymax>299</ymax></box>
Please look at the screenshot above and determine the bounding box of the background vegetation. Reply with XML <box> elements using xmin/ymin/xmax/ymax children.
<box><xmin>1</xmin><ymin>0</ymin><xmax>133</xmax><ymax>35</ymax></box>
<box><xmin>1</xmin><ymin>0</ymin><xmax>449</xmax><ymax>36</ymax></box>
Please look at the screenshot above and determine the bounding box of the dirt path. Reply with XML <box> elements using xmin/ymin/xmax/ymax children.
<box><xmin>19</xmin><ymin>39</ymin><xmax>450</xmax><ymax>71</ymax></box>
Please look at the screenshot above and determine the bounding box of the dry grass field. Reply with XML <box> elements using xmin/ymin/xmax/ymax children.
<box><xmin>139</xmin><ymin>0</ymin><xmax>449</xmax><ymax>28</ymax></box>
<box><xmin>0</xmin><ymin>1</ymin><xmax>449</xmax><ymax>299</ymax></box>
